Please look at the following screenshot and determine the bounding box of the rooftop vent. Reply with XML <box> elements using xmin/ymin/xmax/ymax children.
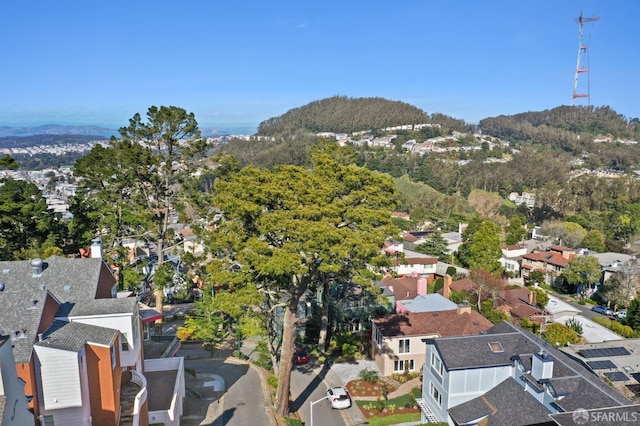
<box><xmin>2</xmin><ymin>268</ymin><xmax>9</xmax><ymax>274</ymax></box>
<box><xmin>0</xmin><ymin>282</ymin><xmax>4</xmax><ymax>291</ymax></box>
<box><xmin>63</xmin><ymin>284</ymin><xmax>71</xmax><ymax>291</ymax></box>
<box><xmin>29</xmin><ymin>299</ymin><xmax>38</xmax><ymax>309</ymax></box>
<box><xmin>30</xmin><ymin>258</ymin><xmax>43</xmax><ymax>277</ymax></box>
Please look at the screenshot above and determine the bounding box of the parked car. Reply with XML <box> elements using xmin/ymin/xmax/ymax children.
<box><xmin>294</xmin><ymin>348</ymin><xmax>310</xmax><ymax>365</ymax></box>
<box><xmin>326</xmin><ymin>387</ymin><xmax>351</xmax><ymax>409</ymax></box>
<box><xmin>591</xmin><ymin>305</ymin><xmax>612</xmax><ymax>315</ymax></box>
<box><xmin>616</xmin><ymin>310</ymin><xmax>627</xmax><ymax>320</ymax></box>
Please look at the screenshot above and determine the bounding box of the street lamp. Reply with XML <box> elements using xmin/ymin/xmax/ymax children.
<box><xmin>309</xmin><ymin>395</ymin><xmax>330</xmax><ymax>426</ymax></box>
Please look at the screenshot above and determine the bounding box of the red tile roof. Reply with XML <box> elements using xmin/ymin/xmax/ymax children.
<box><xmin>372</xmin><ymin>309</ymin><xmax>493</xmax><ymax>338</ymax></box>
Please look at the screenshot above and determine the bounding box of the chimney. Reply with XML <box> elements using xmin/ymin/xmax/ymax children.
<box><xmin>90</xmin><ymin>238</ymin><xmax>103</xmax><ymax>259</ymax></box>
<box><xmin>531</xmin><ymin>351</ymin><xmax>554</xmax><ymax>381</ymax></box>
<box><xmin>443</xmin><ymin>274</ymin><xmax>452</xmax><ymax>299</ymax></box>
<box><xmin>417</xmin><ymin>277</ymin><xmax>427</xmax><ymax>296</ymax></box>
<box><xmin>30</xmin><ymin>258</ymin><xmax>43</xmax><ymax>277</ymax></box>
<box><xmin>528</xmin><ymin>290</ymin><xmax>536</xmax><ymax>306</ymax></box>
<box><xmin>457</xmin><ymin>302</ymin><xmax>471</xmax><ymax>314</ymax></box>
<box><xmin>411</xmin><ymin>271</ymin><xmax>418</xmax><ymax>278</ymax></box>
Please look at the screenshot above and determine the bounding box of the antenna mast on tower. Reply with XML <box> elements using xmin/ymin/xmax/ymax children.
<box><xmin>572</xmin><ymin>10</ymin><xmax>599</xmax><ymax>106</ymax></box>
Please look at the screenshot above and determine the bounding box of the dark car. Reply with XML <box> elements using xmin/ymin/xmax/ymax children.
<box><xmin>294</xmin><ymin>348</ymin><xmax>310</xmax><ymax>364</ymax></box>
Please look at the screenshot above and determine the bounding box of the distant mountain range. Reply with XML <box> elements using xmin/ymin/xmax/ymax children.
<box><xmin>0</xmin><ymin>124</ymin><xmax>118</xmax><ymax>138</ymax></box>
<box><xmin>0</xmin><ymin>124</ymin><xmax>258</xmax><ymax>139</ymax></box>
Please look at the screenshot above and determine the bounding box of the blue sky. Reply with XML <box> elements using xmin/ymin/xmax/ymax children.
<box><xmin>0</xmin><ymin>0</ymin><xmax>637</xmax><ymax>128</ymax></box>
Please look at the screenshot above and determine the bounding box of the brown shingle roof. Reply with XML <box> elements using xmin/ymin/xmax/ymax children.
<box><xmin>372</xmin><ymin>309</ymin><xmax>493</xmax><ymax>338</ymax></box>
<box><xmin>522</xmin><ymin>251</ymin><xmax>569</xmax><ymax>267</ymax></box>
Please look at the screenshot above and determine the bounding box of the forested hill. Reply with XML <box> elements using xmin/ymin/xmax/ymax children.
<box><xmin>479</xmin><ymin>105</ymin><xmax>640</xmax><ymax>149</ymax></box>
<box><xmin>256</xmin><ymin>96</ymin><xmax>469</xmax><ymax>137</ymax></box>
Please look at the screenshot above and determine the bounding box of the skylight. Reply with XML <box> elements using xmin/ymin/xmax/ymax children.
<box><xmin>488</xmin><ymin>342</ymin><xmax>504</xmax><ymax>353</ymax></box>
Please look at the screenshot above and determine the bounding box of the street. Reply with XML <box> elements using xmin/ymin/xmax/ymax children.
<box><xmin>178</xmin><ymin>342</ymin><xmax>275</xmax><ymax>426</ymax></box>
<box><xmin>290</xmin><ymin>361</ymin><xmax>347</xmax><ymax>426</ymax></box>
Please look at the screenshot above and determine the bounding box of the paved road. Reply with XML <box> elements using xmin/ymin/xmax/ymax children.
<box><xmin>290</xmin><ymin>361</ymin><xmax>346</xmax><ymax>426</ymax></box>
<box><xmin>179</xmin><ymin>343</ymin><xmax>275</xmax><ymax>426</ymax></box>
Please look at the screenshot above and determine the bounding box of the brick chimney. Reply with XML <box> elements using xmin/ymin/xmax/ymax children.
<box><xmin>443</xmin><ymin>274</ymin><xmax>452</xmax><ymax>299</ymax></box>
<box><xmin>417</xmin><ymin>277</ymin><xmax>427</xmax><ymax>296</ymax></box>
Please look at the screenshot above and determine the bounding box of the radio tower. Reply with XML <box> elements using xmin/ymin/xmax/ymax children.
<box><xmin>572</xmin><ymin>11</ymin><xmax>599</xmax><ymax>106</ymax></box>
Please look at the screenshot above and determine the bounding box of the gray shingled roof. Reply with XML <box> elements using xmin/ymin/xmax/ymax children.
<box><xmin>430</xmin><ymin>322</ymin><xmax>633</xmax><ymax>414</ymax></box>
<box><xmin>35</xmin><ymin>320</ymin><xmax>117</xmax><ymax>353</ymax></box>
<box><xmin>429</xmin><ymin>330</ymin><xmax>533</xmax><ymax>370</ymax></box>
<box><xmin>63</xmin><ymin>297</ymin><xmax>137</xmax><ymax>317</ymax></box>
<box><xmin>448</xmin><ymin>377</ymin><xmax>555</xmax><ymax>426</ymax></box>
<box><xmin>31</xmin><ymin>256</ymin><xmax>112</xmax><ymax>303</ymax></box>
<box><xmin>0</xmin><ymin>256</ymin><xmax>114</xmax><ymax>364</ymax></box>
<box><xmin>0</xmin><ymin>261</ymin><xmax>52</xmax><ymax>364</ymax></box>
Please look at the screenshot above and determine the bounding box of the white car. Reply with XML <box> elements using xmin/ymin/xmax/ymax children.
<box><xmin>326</xmin><ymin>386</ymin><xmax>351</xmax><ymax>409</ymax></box>
<box><xmin>616</xmin><ymin>310</ymin><xmax>627</xmax><ymax>320</ymax></box>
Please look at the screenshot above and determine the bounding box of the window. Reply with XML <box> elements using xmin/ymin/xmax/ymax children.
<box><xmin>398</xmin><ymin>339</ymin><xmax>410</xmax><ymax>354</ymax></box>
<box><xmin>394</xmin><ymin>359</ymin><xmax>415</xmax><ymax>372</ymax></box>
<box><xmin>430</xmin><ymin>352</ymin><xmax>444</xmax><ymax>380</ymax></box>
<box><xmin>111</xmin><ymin>344</ymin><xmax>117</xmax><ymax>369</ymax></box>
<box><xmin>42</xmin><ymin>415</ymin><xmax>55</xmax><ymax>426</ymax></box>
<box><xmin>121</xmin><ymin>333</ymin><xmax>129</xmax><ymax>352</ymax></box>
<box><xmin>430</xmin><ymin>383</ymin><xmax>442</xmax><ymax>407</ymax></box>
<box><xmin>143</xmin><ymin>324</ymin><xmax>150</xmax><ymax>341</ymax></box>
<box><xmin>374</xmin><ymin>326</ymin><xmax>383</xmax><ymax>347</ymax></box>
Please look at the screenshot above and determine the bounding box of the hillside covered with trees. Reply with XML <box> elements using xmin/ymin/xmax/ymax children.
<box><xmin>479</xmin><ymin>105</ymin><xmax>640</xmax><ymax>153</ymax></box>
<box><xmin>256</xmin><ymin>95</ymin><xmax>470</xmax><ymax>137</ymax></box>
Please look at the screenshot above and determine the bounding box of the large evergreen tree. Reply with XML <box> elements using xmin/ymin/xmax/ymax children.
<box><xmin>205</xmin><ymin>156</ymin><xmax>397</xmax><ymax>416</ymax></box>
<box><xmin>74</xmin><ymin>106</ymin><xmax>206</xmax><ymax>313</ymax></box>
<box><xmin>0</xmin><ymin>178</ymin><xmax>59</xmax><ymax>259</ymax></box>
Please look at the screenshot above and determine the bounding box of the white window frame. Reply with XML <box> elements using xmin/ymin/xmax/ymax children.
<box><xmin>431</xmin><ymin>352</ymin><xmax>443</xmax><ymax>377</ymax></box>
<box><xmin>374</xmin><ymin>326</ymin><xmax>383</xmax><ymax>347</ymax></box>
<box><xmin>398</xmin><ymin>338</ymin><xmax>410</xmax><ymax>354</ymax></box>
<box><xmin>394</xmin><ymin>359</ymin><xmax>415</xmax><ymax>372</ymax></box>
<box><xmin>121</xmin><ymin>333</ymin><xmax>129</xmax><ymax>352</ymax></box>
<box><xmin>111</xmin><ymin>343</ymin><xmax>117</xmax><ymax>369</ymax></box>
<box><xmin>430</xmin><ymin>382</ymin><xmax>442</xmax><ymax>407</ymax></box>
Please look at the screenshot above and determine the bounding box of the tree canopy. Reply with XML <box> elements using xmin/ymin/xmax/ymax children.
<box><xmin>205</xmin><ymin>154</ymin><xmax>398</xmax><ymax>416</ymax></box>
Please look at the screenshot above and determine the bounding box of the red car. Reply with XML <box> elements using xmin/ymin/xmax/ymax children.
<box><xmin>294</xmin><ymin>348</ymin><xmax>310</xmax><ymax>364</ymax></box>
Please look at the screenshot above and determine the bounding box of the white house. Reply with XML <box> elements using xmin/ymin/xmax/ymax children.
<box><xmin>418</xmin><ymin>322</ymin><xmax>633</xmax><ymax>425</ymax></box>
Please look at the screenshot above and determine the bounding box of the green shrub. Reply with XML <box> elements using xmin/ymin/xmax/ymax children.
<box><xmin>267</xmin><ymin>375</ymin><xmax>278</xmax><ymax>388</ymax></box>
<box><xmin>566</xmin><ymin>317</ymin><xmax>583</xmax><ymax>335</ymax></box>
<box><xmin>592</xmin><ymin>317</ymin><xmax>639</xmax><ymax>338</ymax></box>
<box><xmin>359</xmin><ymin>368</ymin><xmax>379</xmax><ymax>383</ymax></box>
